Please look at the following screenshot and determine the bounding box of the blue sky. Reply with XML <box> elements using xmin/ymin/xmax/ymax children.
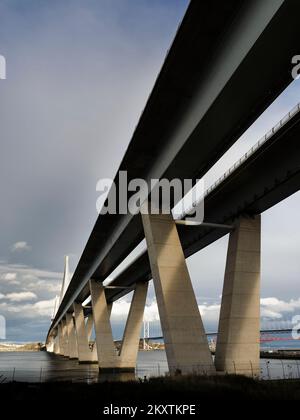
<box><xmin>0</xmin><ymin>0</ymin><xmax>300</xmax><ymax>342</ymax></box>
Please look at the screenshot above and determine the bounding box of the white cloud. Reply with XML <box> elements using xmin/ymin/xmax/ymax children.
<box><xmin>0</xmin><ymin>262</ymin><xmax>62</xmax><ymax>327</ymax></box>
<box><xmin>110</xmin><ymin>296</ymin><xmax>300</xmax><ymax>327</ymax></box>
<box><xmin>1</xmin><ymin>272</ymin><xmax>20</xmax><ymax>286</ymax></box>
<box><xmin>5</xmin><ymin>291</ymin><xmax>37</xmax><ymax>302</ymax></box>
<box><xmin>10</xmin><ymin>241</ymin><xmax>31</xmax><ymax>252</ymax></box>
<box><xmin>30</xmin><ymin>299</ymin><xmax>56</xmax><ymax>317</ymax></box>
<box><xmin>144</xmin><ymin>301</ymin><xmax>160</xmax><ymax>322</ymax></box>
<box><xmin>198</xmin><ymin>297</ymin><xmax>300</xmax><ymax>324</ymax></box>
<box><xmin>0</xmin><ymin>297</ymin><xmax>55</xmax><ymax>318</ymax></box>
<box><xmin>199</xmin><ymin>303</ymin><xmax>221</xmax><ymax>324</ymax></box>
<box><xmin>0</xmin><ymin>263</ymin><xmax>62</xmax><ymax>290</ymax></box>
<box><xmin>260</xmin><ymin>308</ymin><xmax>282</xmax><ymax>319</ymax></box>
<box><xmin>109</xmin><ymin>296</ymin><xmax>300</xmax><ymax>327</ymax></box>
<box><xmin>2</xmin><ymin>272</ymin><xmax>17</xmax><ymax>281</ymax></box>
<box><xmin>110</xmin><ymin>298</ymin><xmax>160</xmax><ymax>322</ymax></box>
<box><xmin>4</xmin><ymin>293</ymin><xmax>293</xmax><ymax>327</ymax></box>
<box><xmin>260</xmin><ymin>297</ymin><xmax>300</xmax><ymax>319</ymax></box>
<box><xmin>26</xmin><ymin>280</ymin><xmax>61</xmax><ymax>293</ymax></box>
<box><xmin>111</xmin><ymin>299</ymin><xmax>131</xmax><ymax>320</ymax></box>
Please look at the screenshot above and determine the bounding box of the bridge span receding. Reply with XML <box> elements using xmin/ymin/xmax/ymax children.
<box><xmin>46</xmin><ymin>0</ymin><xmax>300</xmax><ymax>377</ymax></box>
<box><xmin>49</xmin><ymin>0</ymin><xmax>300</xmax><ymax>333</ymax></box>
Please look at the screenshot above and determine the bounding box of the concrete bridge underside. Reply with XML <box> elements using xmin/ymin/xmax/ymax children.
<box><xmin>46</xmin><ymin>0</ymin><xmax>300</xmax><ymax>377</ymax></box>
<box><xmin>48</xmin><ymin>209</ymin><xmax>262</xmax><ymax>376</ymax></box>
<box><xmin>50</xmin><ymin>0</ymin><xmax>300</xmax><ymax>331</ymax></box>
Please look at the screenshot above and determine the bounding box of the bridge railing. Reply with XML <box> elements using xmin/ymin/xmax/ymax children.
<box><xmin>185</xmin><ymin>102</ymin><xmax>300</xmax><ymax>214</ymax></box>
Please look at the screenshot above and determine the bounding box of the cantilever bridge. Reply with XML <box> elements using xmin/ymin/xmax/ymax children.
<box><xmin>46</xmin><ymin>0</ymin><xmax>300</xmax><ymax>377</ymax></box>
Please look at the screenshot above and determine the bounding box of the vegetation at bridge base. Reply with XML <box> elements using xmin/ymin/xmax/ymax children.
<box><xmin>1</xmin><ymin>374</ymin><xmax>300</xmax><ymax>402</ymax></box>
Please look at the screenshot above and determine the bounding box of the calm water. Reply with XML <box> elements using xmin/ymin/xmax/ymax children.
<box><xmin>0</xmin><ymin>350</ymin><xmax>299</xmax><ymax>383</ymax></box>
<box><xmin>207</xmin><ymin>330</ymin><xmax>300</xmax><ymax>351</ymax></box>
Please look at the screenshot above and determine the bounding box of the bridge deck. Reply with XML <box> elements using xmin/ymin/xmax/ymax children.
<box><xmin>104</xmin><ymin>104</ymin><xmax>300</xmax><ymax>302</ymax></box>
<box><xmin>48</xmin><ymin>0</ymin><xmax>300</xmax><ymax>335</ymax></box>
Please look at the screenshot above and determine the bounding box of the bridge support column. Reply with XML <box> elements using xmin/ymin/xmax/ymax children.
<box><xmin>86</xmin><ymin>313</ymin><xmax>94</xmax><ymax>342</ymax></box>
<box><xmin>53</xmin><ymin>334</ymin><xmax>60</xmax><ymax>355</ymax></box>
<box><xmin>119</xmin><ymin>282</ymin><xmax>148</xmax><ymax>370</ymax></box>
<box><xmin>86</xmin><ymin>304</ymin><xmax>112</xmax><ymax>341</ymax></box>
<box><xmin>56</xmin><ymin>323</ymin><xmax>63</xmax><ymax>355</ymax></box>
<box><xmin>141</xmin><ymin>209</ymin><xmax>215</xmax><ymax>375</ymax></box>
<box><xmin>66</xmin><ymin>313</ymin><xmax>78</xmax><ymax>359</ymax></box>
<box><xmin>86</xmin><ymin>313</ymin><xmax>98</xmax><ymax>362</ymax></box>
<box><xmin>46</xmin><ymin>338</ymin><xmax>54</xmax><ymax>353</ymax></box>
<box><xmin>215</xmin><ymin>215</ymin><xmax>261</xmax><ymax>376</ymax></box>
<box><xmin>86</xmin><ymin>304</ymin><xmax>112</xmax><ymax>363</ymax></box>
<box><xmin>73</xmin><ymin>303</ymin><xmax>93</xmax><ymax>363</ymax></box>
<box><xmin>89</xmin><ymin>280</ymin><xmax>118</xmax><ymax>371</ymax></box>
<box><xmin>61</xmin><ymin>318</ymin><xmax>69</xmax><ymax>357</ymax></box>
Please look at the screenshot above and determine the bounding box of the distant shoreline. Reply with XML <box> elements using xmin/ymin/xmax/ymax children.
<box><xmin>0</xmin><ymin>343</ymin><xmax>43</xmax><ymax>352</ymax></box>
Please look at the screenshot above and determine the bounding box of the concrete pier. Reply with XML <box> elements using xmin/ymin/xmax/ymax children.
<box><xmin>86</xmin><ymin>313</ymin><xmax>94</xmax><ymax>342</ymax></box>
<box><xmin>215</xmin><ymin>216</ymin><xmax>261</xmax><ymax>376</ymax></box>
<box><xmin>85</xmin><ymin>313</ymin><xmax>98</xmax><ymax>362</ymax></box>
<box><xmin>73</xmin><ymin>302</ymin><xmax>93</xmax><ymax>363</ymax></box>
<box><xmin>57</xmin><ymin>324</ymin><xmax>64</xmax><ymax>355</ymax></box>
<box><xmin>46</xmin><ymin>338</ymin><xmax>54</xmax><ymax>353</ymax></box>
<box><xmin>119</xmin><ymin>282</ymin><xmax>148</xmax><ymax>370</ymax></box>
<box><xmin>66</xmin><ymin>313</ymin><xmax>78</xmax><ymax>359</ymax></box>
<box><xmin>141</xmin><ymin>209</ymin><xmax>215</xmax><ymax>375</ymax></box>
<box><xmin>61</xmin><ymin>318</ymin><xmax>69</xmax><ymax>357</ymax></box>
<box><xmin>89</xmin><ymin>280</ymin><xmax>118</xmax><ymax>370</ymax></box>
<box><xmin>53</xmin><ymin>333</ymin><xmax>60</xmax><ymax>355</ymax></box>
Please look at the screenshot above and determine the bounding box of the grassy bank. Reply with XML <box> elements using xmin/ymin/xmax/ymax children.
<box><xmin>1</xmin><ymin>374</ymin><xmax>300</xmax><ymax>401</ymax></box>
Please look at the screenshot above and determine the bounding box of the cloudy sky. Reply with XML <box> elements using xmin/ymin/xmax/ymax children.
<box><xmin>0</xmin><ymin>0</ymin><xmax>300</xmax><ymax>342</ymax></box>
